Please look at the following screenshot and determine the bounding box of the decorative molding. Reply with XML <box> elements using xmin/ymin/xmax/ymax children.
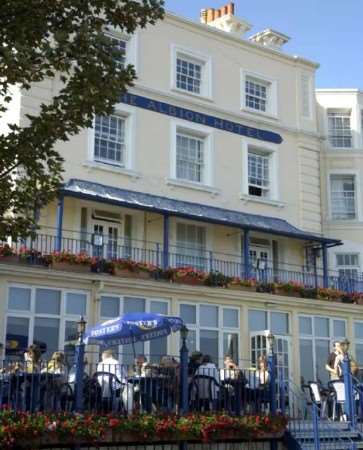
<box><xmin>250</xmin><ymin>29</ymin><xmax>290</xmax><ymax>51</ymax></box>
<box><xmin>83</xmin><ymin>161</ymin><xmax>141</xmax><ymax>180</ymax></box>
<box><xmin>239</xmin><ymin>194</ymin><xmax>285</xmax><ymax>208</ymax></box>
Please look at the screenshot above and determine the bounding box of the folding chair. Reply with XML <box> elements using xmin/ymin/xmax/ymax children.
<box><xmin>307</xmin><ymin>382</ymin><xmax>327</xmax><ymax>418</ymax></box>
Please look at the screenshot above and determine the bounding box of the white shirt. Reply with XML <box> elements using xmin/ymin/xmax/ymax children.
<box><xmin>194</xmin><ymin>362</ymin><xmax>220</xmax><ymax>399</ymax></box>
<box><xmin>97</xmin><ymin>357</ymin><xmax>127</xmax><ymax>395</ymax></box>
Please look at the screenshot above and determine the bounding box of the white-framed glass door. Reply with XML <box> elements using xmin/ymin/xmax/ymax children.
<box><xmin>92</xmin><ymin>222</ymin><xmax>121</xmax><ymax>259</ymax></box>
<box><xmin>250</xmin><ymin>330</ymin><xmax>291</xmax><ymax>378</ymax></box>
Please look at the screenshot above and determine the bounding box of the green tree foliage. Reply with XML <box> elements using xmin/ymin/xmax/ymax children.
<box><xmin>0</xmin><ymin>0</ymin><xmax>164</xmax><ymax>239</ymax></box>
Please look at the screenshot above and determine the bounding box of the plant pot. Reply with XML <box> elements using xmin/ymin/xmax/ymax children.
<box><xmin>114</xmin><ymin>268</ymin><xmax>150</xmax><ymax>279</ymax></box>
<box><xmin>52</xmin><ymin>261</ymin><xmax>91</xmax><ymax>273</ymax></box>
<box><xmin>174</xmin><ymin>276</ymin><xmax>205</xmax><ymax>286</ymax></box>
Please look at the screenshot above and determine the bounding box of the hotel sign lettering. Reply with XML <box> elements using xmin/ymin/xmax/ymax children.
<box><xmin>120</xmin><ymin>92</ymin><xmax>282</xmax><ymax>144</ymax></box>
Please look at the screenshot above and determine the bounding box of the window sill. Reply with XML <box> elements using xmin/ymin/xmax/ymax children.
<box><xmin>83</xmin><ymin>161</ymin><xmax>141</xmax><ymax>179</ymax></box>
<box><xmin>166</xmin><ymin>178</ymin><xmax>220</xmax><ymax>196</ymax></box>
<box><xmin>240</xmin><ymin>194</ymin><xmax>285</xmax><ymax>208</ymax></box>
<box><xmin>171</xmin><ymin>87</ymin><xmax>213</xmax><ymax>103</ymax></box>
<box><xmin>240</xmin><ymin>107</ymin><xmax>278</xmax><ymax>121</ymax></box>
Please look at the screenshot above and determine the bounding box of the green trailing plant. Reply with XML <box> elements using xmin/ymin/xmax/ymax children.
<box><xmin>204</xmin><ymin>271</ymin><xmax>231</xmax><ymax>287</ymax></box>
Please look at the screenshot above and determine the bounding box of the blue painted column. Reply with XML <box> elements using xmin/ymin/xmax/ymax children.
<box><xmin>163</xmin><ymin>214</ymin><xmax>169</xmax><ymax>270</ymax></box>
<box><xmin>322</xmin><ymin>243</ymin><xmax>329</xmax><ymax>288</ymax></box>
<box><xmin>243</xmin><ymin>229</ymin><xmax>250</xmax><ymax>280</ymax></box>
<box><xmin>74</xmin><ymin>319</ymin><xmax>86</xmax><ymax>413</ymax></box>
<box><xmin>55</xmin><ymin>196</ymin><xmax>64</xmax><ymax>252</ymax></box>
<box><xmin>342</xmin><ymin>354</ymin><xmax>356</xmax><ymax>428</ymax></box>
<box><xmin>179</xmin><ymin>328</ymin><xmax>189</xmax><ymax>415</ymax></box>
<box><xmin>268</xmin><ymin>349</ymin><xmax>278</xmax><ymax>450</ymax></box>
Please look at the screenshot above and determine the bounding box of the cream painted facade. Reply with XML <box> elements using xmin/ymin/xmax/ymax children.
<box><xmin>317</xmin><ymin>89</ymin><xmax>363</xmax><ymax>275</ymax></box>
<box><xmin>2</xmin><ymin>6</ymin><xmax>363</xmax><ymax>390</ymax></box>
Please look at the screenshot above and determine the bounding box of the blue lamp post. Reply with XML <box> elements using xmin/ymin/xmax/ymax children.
<box><xmin>341</xmin><ymin>338</ymin><xmax>356</xmax><ymax>428</ymax></box>
<box><xmin>267</xmin><ymin>332</ymin><xmax>277</xmax><ymax>415</ymax></box>
<box><xmin>179</xmin><ymin>325</ymin><xmax>189</xmax><ymax>415</ymax></box>
<box><xmin>74</xmin><ymin>316</ymin><xmax>86</xmax><ymax>412</ymax></box>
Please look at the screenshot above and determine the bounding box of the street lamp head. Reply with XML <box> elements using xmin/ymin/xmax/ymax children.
<box><xmin>77</xmin><ymin>316</ymin><xmax>87</xmax><ymax>336</ymax></box>
<box><xmin>340</xmin><ymin>338</ymin><xmax>350</xmax><ymax>354</ymax></box>
<box><xmin>180</xmin><ymin>325</ymin><xmax>189</xmax><ymax>341</ymax></box>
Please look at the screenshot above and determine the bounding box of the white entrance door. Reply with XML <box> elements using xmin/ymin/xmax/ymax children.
<box><xmin>250</xmin><ymin>246</ymin><xmax>271</xmax><ymax>270</ymax></box>
<box><xmin>92</xmin><ymin>223</ymin><xmax>121</xmax><ymax>259</ymax></box>
<box><xmin>250</xmin><ymin>330</ymin><xmax>292</xmax><ymax>409</ymax></box>
<box><xmin>250</xmin><ymin>330</ymin><xmax>291</xmax><ymax>377</ymax></box>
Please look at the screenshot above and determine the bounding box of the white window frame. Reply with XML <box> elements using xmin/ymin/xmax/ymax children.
<box><xmin>299</xmin><ymin>315</ymin><xmax>347</xmax><ymax>383</ymax></box>
<box><xmin>171</xmin><ymin>44</ymin><xmax>212</xmax><ymax>100</ymax></box>
<box><xmin>104</xmin><ymin>28</ymin><xmax>138</xmax><ymax>71</ymax></box>
<box><xmin>169</xmin><ymin>120</ymin><xmax>214</xmax><ymax>190</ymax></box>
<box><xmin>173</xmin><ymin>219</ymin><xmax>209</xmax><ymax>270</ymax></box>
<box><xmin>328</xmin><ymin>170</ymin><xmax>360</xmax><ymax>221</ymax></box>
<box><xmin>354</xmin><ymin>321</ymin><xmax>363</xmax><ymax>367</ymax></box>
<box><xmin>5</xmin><ymin>284</ymin><xmax>90</xmax><ymax>356</ymax></box>
<box><xmin>335</xmin><ymin>253</ymin><xmax>360</xmax><ymax>279</ymax></box>
<box><xmin>241</xmin><ymin>138</ymin><xmax>279</xmax><ymax>204</ymax></box>
<box><xmin>241</xmin><ymin>70</ymin><xmax>278</xmax><ymax>118</ymax></box>
<box><xmin>248</xmin><ymin>308</ymin><xmax>290</xmax><ymax>335</ymax></box>
<box><xmin>327</xmin><ymin>109</ymin><xmax>352</xmax><ymax>149</ymax></box>
<box><xmin>88</xmin><ymin>104</ymin><xmax>135</xmax><ymax>172</ymax></box>
<box><xmin>98</xmin><ymin>294</ymin><xmax>170</xmax><ymax>362</ymax></box>
<box><xmin>179</xmin><ymin>302</ymin><xmax>240</xmax><ymax>367</ymax></box>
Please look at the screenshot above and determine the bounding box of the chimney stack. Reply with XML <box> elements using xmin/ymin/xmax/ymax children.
<box><xmin>199</xmin><ymin>3</ymin><xmax>251</xmax><ymax>38</ymax></box>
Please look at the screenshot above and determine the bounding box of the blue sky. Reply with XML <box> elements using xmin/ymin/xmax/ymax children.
<box><xmin>165</xmin><ymin>0</ymin><xmax>363</xmax><ymax>89</ymax></box>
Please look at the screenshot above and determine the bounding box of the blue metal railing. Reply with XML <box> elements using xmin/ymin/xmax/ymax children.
<box><xmin>2</xmin><ymin>226</ymin><xmax>363</xmax><ymax>294</ymax></box>
<box><xmin>0</xmin><ymin>352</ymin><xmax>277</xmax><ymax>417</ymax></box>
<box><xmin>285</xmin><ymin>379</ymin><xmax>357</xmax><ymax>449</ymax></box>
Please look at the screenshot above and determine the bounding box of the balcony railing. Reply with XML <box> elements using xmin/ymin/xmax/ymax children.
<box><xmin>2</xmin><ymin>227</ymin><xmax>363</xmax><ymax>294</ymax></box>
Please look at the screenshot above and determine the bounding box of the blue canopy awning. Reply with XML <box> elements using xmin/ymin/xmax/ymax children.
<box><xmin>61</xmin><ymin>178</ymin><xmax>340</xmax><ymax>245</ymax></box>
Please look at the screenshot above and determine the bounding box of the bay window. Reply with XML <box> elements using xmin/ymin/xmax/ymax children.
<box><xmin>179</xmin><ymin>303</ymin><xmax>240</xmax><ymax>366</ymax></box>
<box><xmin>299</xmin><ymin>316</ymin><xmax>346</xmax><ymax>385</ymax></box>
<box><xmin>5</xmin><ymin>286</ymin><xmax>88</xmax><ymax>360</ymax></box>
<box><xmin>99</xmin><ymin>295</ymin><xmax>169</xmax><ymax>364</ymax></box>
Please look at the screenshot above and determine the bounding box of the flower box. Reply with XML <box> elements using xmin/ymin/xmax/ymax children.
<box><xmin>228</xmin><ymin>284</ymin><xmax>256</xmax><ymax>292</ymax></box>
<box><xmin>274</xmin><ymin>289</ymin><xmax>300</xmax><ymax>298</ymax></box>
<box><xmin>174</xmin><ymin>276</ymin><xmax>205</xmax><ymax>286</ymax></box>
<box><xmin>0</xmin><ymin>255</ymin><xmax>19</xmax><ymax>264</ymax></box>
<box><xmin>51</xmin><ymin>261</ymin><xmax>91</xmax><ymax>273</ymax></box>
<box><xmin>114</xmin><ymin>268</ymin><xmax>150</xmax><ymax>279</ymax></box>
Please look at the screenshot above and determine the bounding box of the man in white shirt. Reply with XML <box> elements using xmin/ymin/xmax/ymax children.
<box><xmin>97</xmin><ymin>349</ymin><xmax>127</xmax><ymax>400</ymax></box>
<box><xmin>194</xmin><ymin>355</ymin><xmax>220</xmax><ymax>406</ymax></box>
